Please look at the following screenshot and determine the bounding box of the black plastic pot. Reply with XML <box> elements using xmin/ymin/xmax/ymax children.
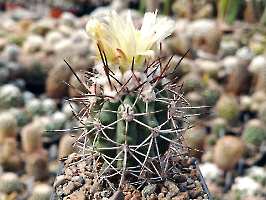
<box><xmin>50</xmin><ymin>157</ymin><xmax>212</xmax><ymax>200</ymax></box>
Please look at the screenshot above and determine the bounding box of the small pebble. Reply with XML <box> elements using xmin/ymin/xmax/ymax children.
<box><xmin>157</xmin><ymin>193</ymin><xmax>164</xmax><ymax>200</ymax></box>
<box><xmin>101</xmin><ymin>190</ymin><xmax>112</xmax><ymax>198</ymax></box>
<box><xmin>77</xmin><ymin>177</ymin><xmax>85</xmax><ymax>184</ymax></box>
<box><xmin>179</xmin><ymin>182</ymin><xmax>187</xmax><ymax>192</ymax></box>
<box><xmin>164</xmin><ymin>181</ymin><xmax>179</xmax><ymax>198</ymax></box>
<box><xmin>94</xmin><ymin>191</ymin><xmax>102</xmax><ymax>200</ymax></box>
<box><xmin>71</xmin><ymin>176</ymin><xmax>80</xmax><ymax>182</ymax></box>
<box><xmin>173</xmin><ymin>174</ymin><xmax>187</xmax><ymax>183</ymax></box>
<box><xmin>125</xmin><ymin>193</ymin><xmax>133</xmax><ymax>200</ymax></box>
<box><xmin>150</xmin><ymin>193</ymin><xmax>157</xmax><ymax>200</ymax></box>
<box><xmin>161</xmin><ymin>186</ymin><xmax>168</xmax><ymax>194</ymax></box>
<box><xmin>172</xmin><ymin>192</ymin><xmax>189</xmax><ymax>200</ymax></box>
<box><xmin>110</xmin><ymin>189</ymin><xmax>124</xmax><ymax>200</ymax></box>
<box><xmin>70</xmin><ymin>190</ymin><xmax>86</xmax><ymax>200</ymax></box>
<box><xmin>142</xmin><ymin>184</ymin><xmax>157</xmax><ymax>197</ymax></box>
<box><xmin>130</xmin><ymin>195</ymin><xmax>141</xmax><ymax>200</ymax></box>
<box><xmin>188</xmin><ymin>188</ymin><xmax>201</xmax><ymax>199</ymax></box>
<box><xmin>68</xmin><ymin>181</ymin><xmax>77</xmax><ymax>192</ymax></box>
<box><xmin>90</xmin><ymin>182</ymin><xmax>102</xmax><ymax>194</ymax></box>
<box><xmin>132</xmin><ymin>190</ymin><xmax>141</xmax><ymax>196</ymax></box>
<box><xmin>54</xmin><ymin>175</ymin><xmax>66</xmax><ymax>187</ymax></box>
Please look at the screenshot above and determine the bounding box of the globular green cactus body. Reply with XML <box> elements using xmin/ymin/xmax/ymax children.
<box><xmin>243</xmin><ymin>119</ymin><xmax>265</xmax><ymax>146</ymax></box>
<box><xmin>215</xmin><ymin>95</ymin><xmax>239</xmax><ymax>121</ymax></box>
<box><xmin>86</xmin><ymin>84</ymin><xmax>174</xmax><ymax>167</ymax></box>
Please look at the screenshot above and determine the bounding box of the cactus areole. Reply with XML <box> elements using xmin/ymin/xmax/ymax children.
<box><xmin>68</xmin><ymin>10</ymin><xmax>193</xmax><ymax>188</ymax></box>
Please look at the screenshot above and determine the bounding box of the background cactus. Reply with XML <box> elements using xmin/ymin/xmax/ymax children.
<box><xmin>0</xmin><ymin>172</ymin><xmax>20</xmax><ymax>194</ymax></box>
<box><xmin>0</xmin><ymin>138</ymin><xmax>21</xmax><ymax>171</ymax></box>
<box><xmin>45</xmin><ymin>60</ymin><xmax>73</xmax><ymax>98</ymax></box>
<box><xmin>0</xmin><ymin>84</ymin><xmax>23</xmax><ymax>109</ymax></box>
<box><xmin>184</xmin><ymin>126</ymin><xmax>206</xmax><ymax>159</ymax></box>
<box><xmin>242</xmin><ymin>119</ymin><xmax>265</xmax><ymax>146</ymax></box>
<box><xmin>32</xmin><ymin>184</ymin><xmax>53</xmax><ymax>200</ymax></box>
<box><xmin>0</xmin><ymin>111</ymin><xmax>18</xmax><ymax>144</ymax></box>
<box><xmin>213</xmin><ymin>135</ymin><xmax>243</xmax><ymax>172</ymax></box>
<box><xmin>25</xmin><ymin>98</ymin><xmax>42</xmax><ymax>117</ymax></box>
<box><xmin>215</xmin><ymin>94</ymin><xmax>239</xmax><ymax>122</ymax></box>
<box><xmin>10</xmin><ymin>108</ymin><xmax>29</xmax><ymax>128</ymax></box>
<box><xmin>210</xmin><ymin>117</ymin><xmax>227</xmax><ymax>138</ymax></box>
<box><xmin>21</xmin><ymin>122</ymin><xmax>43</xmax><ymax>154</ymax></box>
<box><xmin>25</xmin><ymin>149</ymin><xmax>49</xmax><ymax>181</ymax></box>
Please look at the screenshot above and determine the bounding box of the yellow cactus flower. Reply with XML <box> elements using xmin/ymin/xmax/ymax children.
<box><xmin>86</xmin><ymin>10</ymin><xmax>175</xmax><ymax>72</ymax></box>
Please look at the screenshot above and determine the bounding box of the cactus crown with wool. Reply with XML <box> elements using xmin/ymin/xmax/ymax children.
<box><xmin>62</xmin><ymin>10</ymin><xmax>203</xmax><ymax>189</ymax></box>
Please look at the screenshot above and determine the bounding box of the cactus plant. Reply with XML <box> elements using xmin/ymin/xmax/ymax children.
<box><xmin>2</xmin><ymin>44</ymin><xmax>20</xmax><ymax>62</ymax></box>
<box><xmin>0</xmin><ymin>84</ymin><xmax>23</xmax><ymax>109</ymax></box>
<box><xmin>62</xmin><ymin>10</ymin><xmax>203</xmax><ymax>189</ymax></box>
<box><xmin>41</xmin><ymin>98</ymin><xmax>57</xmax><ymax>115</ymax></box>
<box><xmin>226</xmin><ymin>60</ymin><xmax>250</xmax><ymax>95</ymax></box>
<box><xmin>0</xmin><ymin>172</ymin><xmax>20</xmax><ymax>194</ymax></box>
<box><xmin>0</xmin><ymin>138</ymin><xmax>21</xmax><ymax>171</ymax></box>
<box><xmin>0</xmin><ymin>111</ymin><xmax>18</xmax><ymax>144</ymax></box>
<box><xmin>32</xmin><ymin>184</ymin><xmax>53</xmax><ymax>200</ymax></box>
<box><xmin>58</xmin><ymin>133</ymin><xmax>80</xmax><ymax>159</ymax></box>
<box><xmin>242</xmin><ymin>119</ymin><xmax>265</xmax><ymax>146</ymax></box>
<box><xmin>25</xmin><ymin>98</ymin><xmax>42</xmax><ymax>118</ymax></box>
<box><xmin>258</xmin><ymin>102</ymin><xmax>266</xmax><ymax>125</ymax></box>
<box><xmin>213</xmin><ymin>135</ymin><xmax>243</xmax><ymax>172</ymax></box>
<box><xmin>10</xmin><ymin>108</ymin><xmax>29</xmax><ymax>128</ymax></box>
<box><xmin>21</xmin><ymin>122</ymin><xmax>43</xmax><ymax>154</ymax></box>
<box><xmin>0</xmin><ymin>60</ymin><xmax>10</xmax><ymax>84</ymax></box>
<box><xmin>25</xmin><ymin>149</ymin><xmax>49</xmax><ymax>181</ymax></box>
<box><xmin>215</xmin><ymin>94</ymin><xmax>239</xmax><ymax>122</ymax></box>
<box><xmin>201</xmin><ymin>79</ymin><xmax>221</xmax><ymax>106</ymax></box>
<box><xmin>45</xmin><ymin>60</ymin><xmax>73</xmax><ymax>98</ymax></box>
<box><xmin>210</xmin><ymin>117</ymin><xmax>227</xmax><ymax>138</ymax></box>
<box><xmin>184</xmin><ymin>126</ymin><xmax>206</xmax><ymax>158</ymax></box>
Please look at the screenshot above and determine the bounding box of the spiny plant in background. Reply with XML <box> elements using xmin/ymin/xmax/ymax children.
<box><xmin>57</xmin><ymin>10</ymin><xmax>206</xmax><ymax>190</ymax></box>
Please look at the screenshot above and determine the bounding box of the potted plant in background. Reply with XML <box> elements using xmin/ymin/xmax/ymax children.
<box><xmin>48</xmin><ymin>0</ymin><xmax>78</xmax><ymax>18</ymax></box>
<box><xmin>51</xmin><ymin>9</ymin><xmax>212</xmax><ymax>200</ymax></box>
<box><xmin>5</xmin><ymin>0</ymin><xmax>27</xmax><ymax>11</ymax></box>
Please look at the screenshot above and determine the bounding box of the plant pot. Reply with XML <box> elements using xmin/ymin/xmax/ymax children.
<box><xmin>5</xmin><ymin>2</ymin><xmax>27</xmax><ymax>11</ymax></box>
<box><xmin>50</xmin><ymin>7</ymin><xmax>77</xmax><ymax>18</ymax></box>
<box><xmin>50</xmin><ymin>156</ymin><xmax>213</xmax><ymax>200</ymax></box>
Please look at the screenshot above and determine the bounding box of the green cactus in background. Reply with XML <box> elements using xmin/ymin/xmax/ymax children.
<box><xmin>63</xmin><ymin>10</ymin><xmax>202</xmax><ymax>188</ymax></box>
<box><xmin>10</xmin><ymin>108</ymin><xmax>29</xmax><ymax>128</ymax></box>
<box><xmin>25</xmin><ymin>98</ymin><xmax>42</xmax><ymax>118</ymax></box>
<box><xmin>32</xmin><ymin>184</ymin><xmax>53</xmax><ymax>200</ymax></box>
<box><xmin>211</xmin><ymin>117</ymin><xmax>227</xmax><ymax>138</ymax></box>
<box><xmin>215</xmin><ymin>94</ymin><xmax>239</xmax><ymax>121</ymax></box>
<box><xmin>0</xmin><ymin>173</ymin><xmax>20</xmax><ymax>194</ymax></box>
<box><xmin>243</xmin><ymin>119</ymin><xmax>265</xmax><ymax>146</ymax></box>
<box><xmin>41</xmin><ymin>98</ymin><xmax>57</xmax><ymax>115</ymax></box>
<box><xmin>0</xmin><ymin>84</ymin><xmax>23</xmax><ymax>109</ymax></box>
<box><xmin>202</xmin><ymin>79</ymin><xmax>221</xmax><ymax>106</ymax></box>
